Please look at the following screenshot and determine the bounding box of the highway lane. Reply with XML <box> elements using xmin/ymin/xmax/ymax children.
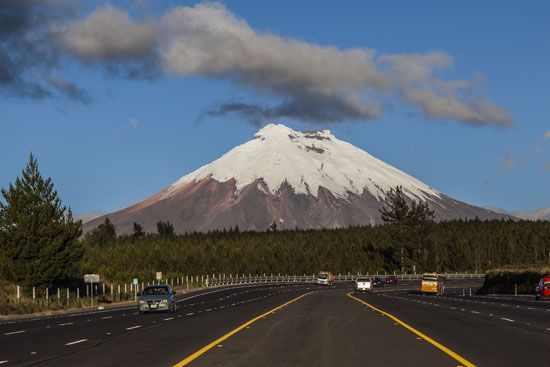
<box><xmin>384</xmin><ymin>290</ymin><xmax>550</xmax><ymax>333</ymax></box>
<box><xmin>353</xmin><ymin>290</ymin><xmax>550</xmax><ymax>367</ymax></box>
<box><xmin>187</xmin><ymin>288</ymin><xmax>463</xmax><ymax>367</ymax></box>
<box><xmin>0</xmin><ymin>283</ymin><xmax>317</xmax><ymax>366</ymax></box>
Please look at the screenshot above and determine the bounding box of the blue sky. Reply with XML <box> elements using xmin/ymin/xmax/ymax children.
<box><xmin>1</xmin><ymin>0</ymin><xmax>549</xmax><ymax>216</ymax></box>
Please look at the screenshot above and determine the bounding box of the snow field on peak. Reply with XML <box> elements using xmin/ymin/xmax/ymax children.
<box><xmin>169</xmin><ymin>124</ymin><xmax>441</xmax><ymax>201</ymax></box>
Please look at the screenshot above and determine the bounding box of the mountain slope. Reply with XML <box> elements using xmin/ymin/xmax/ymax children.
<box><xmin>486</xmin><ymin>207</ymin><xmax>550</xmax><ymax>221</ymax></box>
<box><xmin>84</xmin><ymin>124</ymin><xmax>506</xmax><ymax>234</ymax></box>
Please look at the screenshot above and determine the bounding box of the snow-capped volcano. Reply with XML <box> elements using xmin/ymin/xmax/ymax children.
<box><xmin>167</xmin><ymin>124</ymin><xmax>440</xmax><ymax>202</ymax></box>
<box><xmin>84</xmin><ymin>124</ymin><xmax>506</xmax><ymax>234</ymax></box>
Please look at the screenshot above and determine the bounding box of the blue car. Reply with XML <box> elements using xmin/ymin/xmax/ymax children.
<box><xmin>138</xmin><ymin>285</ymin><xmax>177</xmax><ymax>313</ymax></box>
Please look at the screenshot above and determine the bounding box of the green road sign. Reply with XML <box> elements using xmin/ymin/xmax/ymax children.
<box><xmin>133</xmin><ymin>278</ymin><xmax>138</xmax><ymax>285</ymax></box>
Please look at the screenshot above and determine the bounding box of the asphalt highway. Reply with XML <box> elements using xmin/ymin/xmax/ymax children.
<box><xmin>1</xmin><ymin>279</ymin><xmax>548</xmax><ymax>366</ymax></box>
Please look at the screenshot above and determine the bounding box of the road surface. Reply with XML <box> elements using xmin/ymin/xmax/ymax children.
<box><xmin>1</xmin><ymin>279</ymin><xmax>548</xmax><ymax>366</ymax></box>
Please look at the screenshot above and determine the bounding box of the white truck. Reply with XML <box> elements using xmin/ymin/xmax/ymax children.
<box><xmin>354</xmin><ymin>277</ymin><xmax>373</xmax><ymax>293</ymax></box>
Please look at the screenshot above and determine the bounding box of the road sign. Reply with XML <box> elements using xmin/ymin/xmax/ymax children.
<box><xmin>84</xmin><ymin>274</ymin><xmax>100</xmax><ymax>283</ymax></box>
<box><xmin>156</xmin><ymin>272</ymin><xmax>162</xmax><ymax>281</ymax></box>
<box><xmin>84</xmin><ymin>274</ymin><xmax>100</xmax><ymax>307</ymax></box>
<box><xmin>133</xmin><ymin>278</ymin><xmax>138</xmax><ymax>285</ymax></box>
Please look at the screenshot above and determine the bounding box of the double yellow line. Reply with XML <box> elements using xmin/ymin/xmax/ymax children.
<box><xmin>172</xmin><ymin>291</ymin><xmax>314</xmax><ymax>367</ymax></box>
<box><xmin>347</xmin><ymin>293</ymin><xmax>476</xmax><ymax>367</ymax></box>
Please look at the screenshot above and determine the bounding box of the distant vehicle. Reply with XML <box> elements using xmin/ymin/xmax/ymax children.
<box><xmin>385</xmin><ymin>276</ymin><xmax>398</xmax><ymax>285</ymax></box>
<box><xmin>355</xmin><ymin>277</ymin><xmax>373</xmax><ymax>293</ymax></box>
<box><xmin>372</xmin><ymin>277</ymin><xmax>385</xmax><ymax>287</ymax></box>
<box><xmin>317</xmin><ymin>271</ymin><xmax>334</xmax><ymax>286</ymax></box>
<box><xmin>138</xmin><ymin>285</ymin><xmax>177</xmax><ymax>313</ymax></box>
<box><xmin>535</xmin><ymin>275</ymin><xmax>550</xmax><ymax>300</ymax></box>
<box><xmin>420</xmin><ymin>273</ymin><xmax>442</xmax><ymax>295</ymax></box>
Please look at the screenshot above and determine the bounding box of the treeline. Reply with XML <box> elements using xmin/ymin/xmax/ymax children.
<box><xmin>82</xmin><ymin>219</ymin><xmax>550</xmax><ymax>282</ymax></box>
<box><xmin>2</xmin><ymin>155</ymin><xmax>550</xmax><ymax>288</ymax></box>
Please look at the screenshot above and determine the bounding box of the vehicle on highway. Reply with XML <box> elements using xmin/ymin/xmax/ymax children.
<box><xmin>385</xmin><ymin>276</ymin><xmax>398</xmax><ymax>285</ymax></box>
<box><xmin>372</xmin><ymin>277</ymin><xmax>385</xmax><ymax>287</ymax></box>
<box><xmin>317</xmin><ymin>271</ymin><xmax>334</xmax><ymax>286</ymax></box>
<box><xmin>138</xmin><ymin>284</ymin><xmax>177</xmax><ymax>313</ymax></box>
<box><xmin>420</xmin><ymin>273</ymin><xmax>442</xmax><ymax>295</ymax></box>
<box><xmin>535</xmin><ymin>275</ymin><xmax>550</xmax><ymax>300</ymax></box>
<box><xmin>355</xmin><ymin>277</ymin><xmax>373</xmax><ymax>293</ymax></box>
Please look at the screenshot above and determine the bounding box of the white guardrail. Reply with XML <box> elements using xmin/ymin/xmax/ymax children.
<box><xmin>205</xmin><ymin>272</ymin><xmax>485</xmax><ymax>287</ymax></box>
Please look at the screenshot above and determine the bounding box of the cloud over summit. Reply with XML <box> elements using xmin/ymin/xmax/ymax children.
<box><xmin>4</xmin><ymin>2</ymin><xmax>512</xmax><ymax>126</ymax></box>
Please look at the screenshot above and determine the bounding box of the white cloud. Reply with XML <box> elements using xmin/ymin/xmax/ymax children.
<box><xmin>129</xmin><ymin>117</ymin><xmax>140</xmax><ymax>128</ymax></box>
<box><xmin>544</xmin><ymin>130</ymin><xmax>550</xmax><ymax>139</ymax></box>
<box><xmin>58</xmin><ymin>5</ymin><xmax>156</xmax><ymax>62</ymax></box>
<box><xmin>56</xmin><ymin>3</ymin><xmax>512</xmax><ymax>126</ymax></box>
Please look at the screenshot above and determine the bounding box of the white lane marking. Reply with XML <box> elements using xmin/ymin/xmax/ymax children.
<box><xmin>206</xmin><ymin>308</ymin><xmax>212</xmax><ymax>312</ymax></box>
<box><xmin>4</xmin><ymin>330</ymin><xmax>26</xmax><ymax>335</ymax></box>
<box><xmin>0</xmin><ymin>361</ymin><xmax>8</xmax><ymax>364</ymax></box>
<box><xmin>65</xmin><ymin>339</ymin><xmax>88</xmax><ymax>346</ymax></box>
<box><xmin>546</xmin><ymin>328</ymin><xmax>550</xmax><ymax>331</ymax></box>
<box><xmin>471</xmin><ymin>311</ymin><xmax>480</xmax><ymax>314</ymax></box>
<box><xmin>30</xmin><ymin>352</ymin><xmax>37</xmax><ymax>355</ymax></box>
<box><xmin>501</xmin><ymin>318</ymin><xmax>515</xmax><ymax>322</ymax></box>
<box><xmin>186</xmin><ymin>312</ymin><xmax>194</xmax><ymax>316</ymax></box>
<box><xmin>106</xmin><ymin>332</ymin><xmax>111</xmax><ymax>335</ymax></box>
<box><xmin>163</xmin><ymin>317</ymin><xmax>174</xmax><ymax>321</ymax></box>
<box><xmin>101</xmin><ymin>316</ymin><xmax>112</xmax><ymax>320</ymax></box>
<box><xmin>126</xmin><ymin>325</ymin><xmax>141</xmax><ymax>330</ymax></box>
<box><xmin>450</xmin><ymin>307</ymin><xmax>457</xmax><ymax>310</ymax></box>
<box><xmin>59</xmin><ymin>322</ymin><xmax>74</xmax><ymax>326</ymax></box>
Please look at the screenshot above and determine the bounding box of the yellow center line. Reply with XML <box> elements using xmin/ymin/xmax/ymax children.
<box><xmin>172</xmin><ymin>291</ymin><xmax>314</xmax><ymax>367</ymax></box>
<box><xmin>347</xmin><ymin>293</ymin><xmax>476</xmax><ymax>367</ymax></box>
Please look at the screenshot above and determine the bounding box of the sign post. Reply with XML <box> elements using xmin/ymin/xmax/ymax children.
<box><xmin>84</xmin><ymin>274</ymin><xmax>100</xmax><ymax>307</ymax></box>
<box><xmin>133</xmin><ymin>278</ymin><xmax>138</xmax><ymax>301</ymax></box>
<box><xmin>155</xmin><ymin>272</ymin><xmax>162</xmax><ymax>284</ymax></box>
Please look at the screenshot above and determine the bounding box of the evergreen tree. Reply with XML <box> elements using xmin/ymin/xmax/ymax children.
<box><xmin>83</xmin><ymin>217</ymin><xmax>116</xmax><ymax>246</ymax></box>
<box><xmin>379</xmin><ymin>186</ymin><xmax>435</xmax><ymax>272</ymax></box>
<box><xmin>379</xmin><ymin>186</ymin><xmax>410</xmax><ymax>224</ymax></box>
<box><xmin>0</xmin><ymin>154</ymin><xmax>83</xmax><ymax>288</ymax></box>
<box><xmin>133</xmin><ymin>222</ymin><xmax>144</xmax><ymax>238</ymax></box>
<box><xmin>157</xmin><ymin>220</ymin><xmax>174</xmax><ymax>236</ymax></box>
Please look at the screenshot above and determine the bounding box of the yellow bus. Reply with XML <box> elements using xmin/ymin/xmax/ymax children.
<box><xmin>420</xmin><ymin>273</ymin><xmax>442</xmax><ymax>294</ymax></box>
